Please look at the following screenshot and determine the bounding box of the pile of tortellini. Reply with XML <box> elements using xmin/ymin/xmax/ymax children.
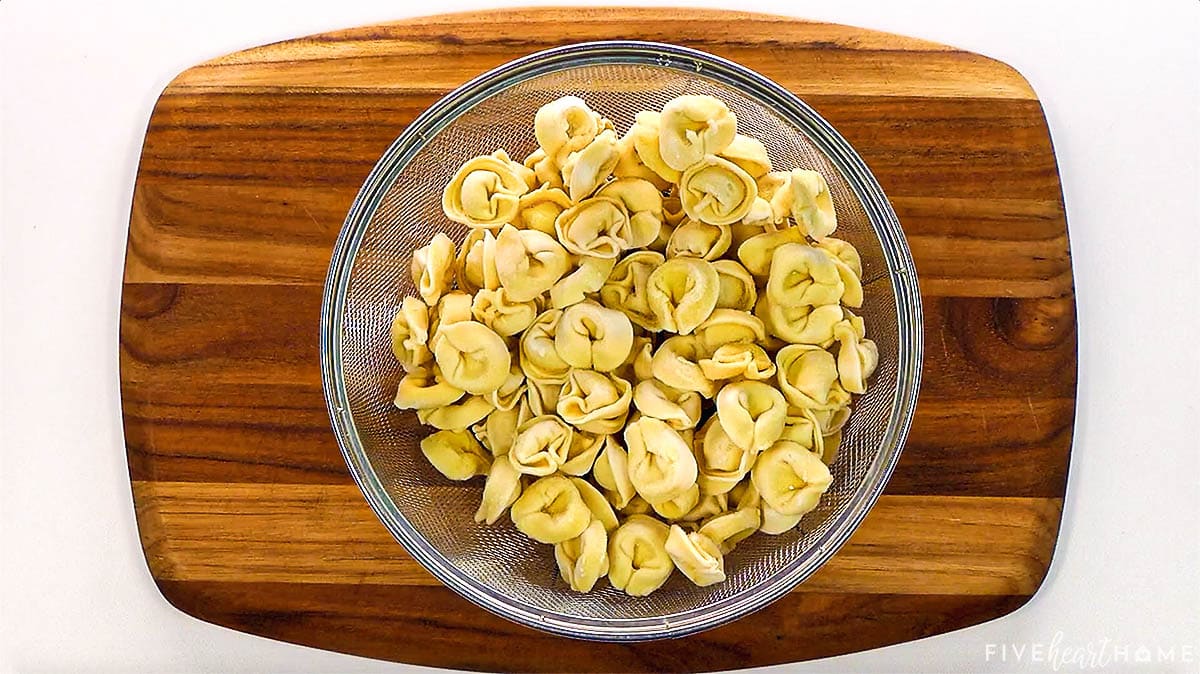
<box><xmin>389</xmin><ymin>94</ymin><xmax>878</xmax><ymax>596</ymax></box>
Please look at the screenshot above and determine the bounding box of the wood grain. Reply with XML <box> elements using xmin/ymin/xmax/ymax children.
<box><xmin>136</xmin><ymin>481</ymin><xmax>1059</xmax><ymax>595</ymax></box>
<box><xmin>120</xmin><ymin>7</ymin><xmax>1076</xmax><ymax>671</ymax></box>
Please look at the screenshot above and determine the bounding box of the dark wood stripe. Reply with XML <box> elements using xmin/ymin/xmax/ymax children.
<box><xmin>155</xmin><ymin>579</ymin><xmax>1029</xmax><ymax>673</ymax></box>
<box><xmin>135</xmin><ymin>93</ymin><xmax>1058</xmax><ymax>199</ymax></box>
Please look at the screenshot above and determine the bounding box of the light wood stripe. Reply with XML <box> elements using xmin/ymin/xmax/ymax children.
<box><xmin>134</xmin><ymin>481</ymin><xmax>1060</xmax><ymax>595</ymax></box>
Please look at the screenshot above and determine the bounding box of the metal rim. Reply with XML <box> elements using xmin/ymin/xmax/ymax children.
<box><xmin>320</xmin><ymin>40</ymin><xmax>924</xmax><ymax>641</ymax></box>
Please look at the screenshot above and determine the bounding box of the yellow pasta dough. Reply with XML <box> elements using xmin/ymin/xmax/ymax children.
<box><xmin>494</xmin><ymin>225</ymin><xmax>572</xmax><ymax>302</ymax></box>
<box><xmin>715</xmin><ymin>381</ymin><xmax>788</xmax><ymax>453</ymax></box>
<box><xmin>555</xmin><ymin>519</ymin><xmax>610</xmax><ymax>592</ymax></box>
<box><xmin>599</xmin><ymin>250</ymin><xmax>663</xmax><ymax>330</ymax></box>
<box><xmin>389</xmin><ymin>297</ymin><xmax>433</xmax><ymax>372</ymax></box>
<box><xmin>393</xmin><ymin>93</ymin><xmax>880</xmax><ymax>594</ymax></box>
<box><xmin>534</xmin><ymin>96</ymin><xmax>604</xmax><ymax>165</ymax></box>
<box><xmin>607</xmin><ymin>515</ymin><xmax>674</xmax><ymax>596</ymax></box>
<box><xmin>646</xmin><ymin>257</ymin><xmax>720</xmax><ymax>335</ymax></box>
<box><xmin>508</xmin><ymin>415</ymin><xmax>574</xmax><ymax>476</ymax></box>
<box><xmin>411</xmin><ymin>233</ymin><xmax>456</xmax><ymax>306</ymax></box>
<box><xmin>664</xmin><ymin>525</ymin><xmax>726</xmax><ymax>586</ymax></box>
<box><xmin>679</xmin><ymin>155</ymin><xmax>758</xmax><ymax>226</ymax></box>
<box><xmin>632</xmin><ymin>379</ymin><xmax>703</xmax><ymax>431</ymax></box>
<box><xmin>556</xmin><ymin>369</ymin><xmax>633</xmax><ymax>435</ymax></box>
<box><xmin>420</xmin><ymin>429</ymin><xmax>491</xmax><ymax>481</ymax></box>
<box><xmin>442</xmin><ymin>150</ymin><xmax>530</xmax><ymax>228</ymax></box>
<box><xmin>658</xmin><ymin>95</ymin><xmax>737</xmax><ymax>172</ymax></box>
<box><xmin>625</xmin><ymin>416</ymin><xmax>699</xmax><ymax>504</ymax></box>
<box><xmin>751</xmin><ymin>440</ymin><xmax>833</xmax><ymax>517</ymax></box>
<box><xmin>393</xmin><ymin>365</ymin><xmax>465</xmax><ymax>410</ymax></box>
<box><xmin>432</xmin><ymin>320</ymin><xmax>511</xmax><ymax>395</ymax></box>
<box><xmin>475</xmin><ymin>457</ymin><xmax>523</xmax><ymax>525</ymax></box>
<box><xmin>511</xmin><ymin>475</ymin><xmax>592</xmax><ymax>544</ymax></box>
<box><xmin>555</xmin><ymin>300</ymin><xmax>634</xmax><ymax>372</ymax></box>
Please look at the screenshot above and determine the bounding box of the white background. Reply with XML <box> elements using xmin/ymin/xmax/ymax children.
<box><xmin>2</xmin><ymin>0</ymin><xmax>1198</xmax><ymax>672</ymax></box>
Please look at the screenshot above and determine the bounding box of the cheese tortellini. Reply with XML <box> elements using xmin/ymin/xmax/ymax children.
<box><xmin>646</xmin><ymin>257</ymin><xmax>720</xmax><ymax>335</ymax></box>
<box><xmin>442</xmin><ymin>150</ymin><xmax>531</xmax><ymax>229</ymax></box>
<box><xmin>390</xmin><ymin>93</ymin><xmax>877</xmax><ymax>595</ymax></box>
<box><xmin>658</xmin><ymin>95</ymin><xmax>737</xmax><ymax>172</ymax></box>
<box><xmin>511</xmin><ymin>475</ymin><xmax>592</xmax><ymax>544</ymax></box>
<box><xmin>607</xmin><ymin>515</ymin><xmax>674</xmax><ymax>596</ymax></box>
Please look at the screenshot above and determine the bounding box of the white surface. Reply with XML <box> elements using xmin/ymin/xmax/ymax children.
<box><xmin>2</xmin><ymin>0</ymin><xmax>1198</xmax><ymax>672</ymax></box>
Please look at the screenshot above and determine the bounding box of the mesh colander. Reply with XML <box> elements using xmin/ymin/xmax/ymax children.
<box><xmin>320</xmin><ymin>41</ymin><xmax>923</xmax><ymax>641</ymax></box>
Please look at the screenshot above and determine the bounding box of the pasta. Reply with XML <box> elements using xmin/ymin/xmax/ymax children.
<box><xmin>388</xmin><ymin>93</ymin><xmax>877</xmax><ymax>595</ymax></box>
<box><xmin>664</xmin><ymin>525</ymin><xmax>726</xmax><ymax>586</ymax></box>
<box><xmin>511</xmin><ymin>475</ymin><xmax>592</xmax><ymax>544</ymax></box>
<box><xmin>420</xmin><ymin>429</ymin><xmax>490</xmax><ymax>481</ymax></box>
<box><xmin>607</xmin><ymin>515</ymin><xmax>673</xmax><ymax>596</ymax></box>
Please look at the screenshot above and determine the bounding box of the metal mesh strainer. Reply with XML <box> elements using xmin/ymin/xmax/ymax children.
<box><xmin>320</xmin><ymin>42</ymin><xmax>923</xmax><ymax>641</ymax></box>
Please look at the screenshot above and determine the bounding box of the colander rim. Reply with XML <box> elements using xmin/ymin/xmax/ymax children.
<box><xmin>320</xmin><ymin>39</ymin><xmax>923</xmax><ymax>642</ymax></box>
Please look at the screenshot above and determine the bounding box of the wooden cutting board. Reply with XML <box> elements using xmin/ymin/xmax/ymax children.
<box><xmin>121</xmin><ymin>7</ymin><xmax>1076</xmax><ymax>672</ymax></box>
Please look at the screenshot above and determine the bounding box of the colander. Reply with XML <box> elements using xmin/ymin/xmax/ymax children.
<box><xmin>320</xmin><ymin>41</ymin><xmax>923</xmax><ymax>641</ymax></box>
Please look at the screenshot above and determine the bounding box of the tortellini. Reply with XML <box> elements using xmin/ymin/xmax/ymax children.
<box><xmin>719</xmin><ymin>134</ymin><xmax>772</xmax><ymax>178</ymax></box>
<box><xmin>556</xmin><ymin>369</ymin><xmax>633</xmax><ymax>435</ymax></box>
<box><xmin>442</xmin><ymin>150</ymin><xmax>531</xmax><ymax>228</ymax></box>
<box><xmin>699</xmin><ymin>343</ymin><xmax>776</xmax><ymax>382</ymax></box>
<box><xmin>646</xmin><ymin>257</ymin><xmax>720</xmax><ymax>335</ymax></box>
<box><xmin>593</xmin><ymin>436</ymin><xmax>637</xmax><ymax>509</ymax></box>
<box><xmin>775</xmin><ymin>344</ymin><xmax>850</xmax><ymax>411</ymax></box>
<box><xmin>511</xmin><ymin>475</ymin><xmax>592</xmax><ymax>544</ymax></box>
<box><xmin>833</xmin><ymin>320</ymin><xmax>879</xmax><ymax>394</ymax></box>
<box><xmin>780</xmin><ymin>169</ymin><xmax>838</xmax><ymax>241</ymax></box>
<box><xmin>555</xmin><ymin>519</ymin><xmax>610</xmax><ymax>592</ymax></box>
<box><xmin>766</xmin><ymin>243</ymin><xmax>848</xmax><ymax>309</ymax></box>
<box><xmin>711</xmin><ymin>259</ymin><xmax>757</xmax><ymax>311</ymax></box>
<box><xmin>625</xmin><ymin>417</ymin><xmax>699</xmax><ymax>504</ymax></box>
<box><xmin>633</xmin><ymin>379</ymin><xmax>703</xmax><ymax>431</ymax></box>
<box><xmin>513</xmin><ymin>185</ymin><xmax>572</xmax><ymax>235</ymax></box>
<box><xmin>607</xmin><ymin>515</ymin><xmax>674</xmax><ymax>596</ymax></box>
<box><xmin>389</xmin><ymin>297</ymin><xmax>432</xmax><ymax>372</ymax></box>
<box><xmin>664</xmin><ymin>525</ymin><xmax>726</xmax><ymax>586</ymax></box>
<box><xmin>693</xmin><ymin>309</ymin><xmax>767</xmax><ymax>352</ymax></box>
<box><xmin>715</xmin><ymin>381</ymin><xmax>788</xmax><ymax>453</ymax></box>
<box><xmin>534</xmin><ymin>95</ymin><xmax>604</xmax><ymax>165</ymax></box>
<box><xmin>420</xmin><ymin>429</ymin><xmax>490</xmax><ymax>481</ymax></box>
<box><xmin>596</xmin><ymin>178</ymin><xmax>664</xmax><ymax>248</ymax></box>
<box><xmin>758</xmin><ymin>296</ymin><xmax>844</xmax><ymax>346</ymax></box>
<box><xmin>432</xmin><ymin>320</ymin><xmax>511</xmax><ymax>395</ymax></box>
<box><xmin>561</xmin><ymin>129</ymin><xmax>619</xmax><ymax>202</ymax></box>
<box><xmin>508</xmin><ymin>415</ymin><xmax>574</xmax><ymax>476</ymax></box>
<box><xmin>651</xmin><ymin>335</ymin><xmax>718</xmax><ymax>399</ymax></box>
<box><xmin>475</xmin><ymin>457</ymin><xmax>523</xmax><ymax>525</ymax></box>
<box><xmin>666</xmin><ymin>219</ymin><xmax>733</xmax><ymax>260</ymax></box>
<box><xmin>494</xmin><ymin>225</ymin><xmax>571</xmax><ymax>302</ymax></box>
<box><xmin>695</xmin><ymin>417</ymin><xmax>756</xmax><ymax>495</ymax></box>
<box><xmin>658</xmin><ymin>95</ymin><xmax>737</xmax><ymax>171</ymax></box>
<box><xmin>519</xmin><ymin>309</ymin><xmax>571</xmax><ymax>383</ymax></box>
<box><xmin>699</xmin><ymin>507</ymin><xmax>760</xmax><ymax>554</ymax></box>
<box><xmin>471</xmin><ymin>287</ymin><xmax>539</xmax><ymax>337</ymax></box>
<box><xmin>549</xmin><ymin>256</ymin><xmax>616</xmax><ymax>309</ymax></box>
<box><xmin>625</xmin><ymin>110</ymin><xmax>682</xmax><ymax>185</ymax></box>
<box><xmin>393</xmin><ymin>365</ymin><xmax>465</xmax><ymax>410</ymax></box>
<box><xmin>600</xmin><ymin>250</ymin><xmax>663</xmax><ymax>330</ymax></box>
<box><xmin>392</xmin><ymin>94</ymin><xmax>877</xmax><ymax>595</ymax></box>
<box><xmin>411</xmin><ymin>233</ymin><xmax>456</xmax><ymax>305</ymax></box>
<box><xmin>679</xmin><ymin>156</ymin><xmax>758</xmax><ymax>226</ymax></box>
<box><xmin>416</xmin><ymin>394</ymin><xmax>495</xmax><ymax>431</ymax></box>
<box><xmin>555</xmin><ymin>300</ymin><xmax>634</xmax><ymax>372</ymax></box>
<box><xmin>455</xmin><ymin>229</ymin><xmax>500</xmax><ymax>294</ymax></box>
<box><xmin>751</xmin><ymin>440</ymin><xmax>833</xmax><ymax>517</ymax></box>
